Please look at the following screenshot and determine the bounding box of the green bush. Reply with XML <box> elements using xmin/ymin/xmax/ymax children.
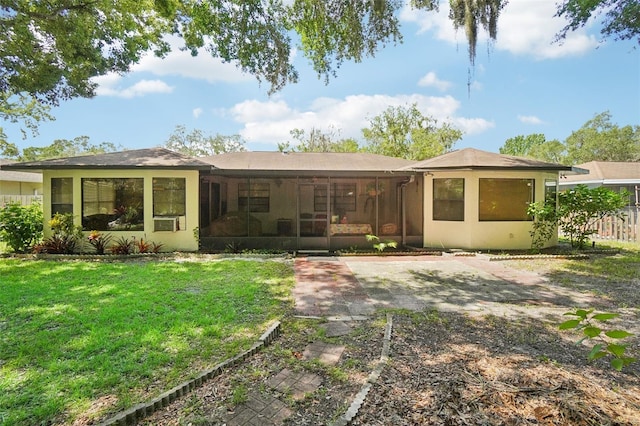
<box><xmin>530</xmin><ymin>185</ymin><xmax>630</xmax><ymax>250</ymax></box>
<box><xmin>527</xmin><ymin>201</ymin><xmax>558</xmax><ymax>252</ymax></box>
<box><xmin>557</xmin><ymin>185</ymin><xmax>628</xmax><ymax>249</ymax></box>
<box><xmin>0</xmin><ymin>201</ymin><xmax>43</xmax><ymax>253</ymax></box>
<box><xmin>34</xmin><ymin>213</ymin><xmax>83</xmax><ymax>254</ymax></box>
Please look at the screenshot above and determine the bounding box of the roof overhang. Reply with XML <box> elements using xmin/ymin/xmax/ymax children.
<box><xmin>202</xmin><ymin>169</ymin><xmax>418</xmax><ymax>178</ymax></box>
<box><xmin>412</xmin><ymin>165</ymin><xmax>575</xmax><ymax>172</ymax></box>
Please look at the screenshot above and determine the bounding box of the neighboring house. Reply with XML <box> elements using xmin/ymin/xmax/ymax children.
<box><xmin>558</xmin><ymin>161</ymin><xmax>640</xmax><ymax>207</ymax></box>
<box><xmin>3</xmin><ymin>147</ymin><xmax>579</xmax><ymax>252</ymax></box>
<box><xmin>0</xmin><ymin>159</ymin><xmax>43</xmax><ymax>205</ymax></box>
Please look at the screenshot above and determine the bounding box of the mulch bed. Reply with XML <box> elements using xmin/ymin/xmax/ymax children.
<box><xmin>132</xmin><ymin>310</ymin><xmax>639</xmax><ymax>426</ymax></box>
<box><xmin>352</xmin><ymin>312</ymin><xmax>640</xmax><ymax>426</ymax></box>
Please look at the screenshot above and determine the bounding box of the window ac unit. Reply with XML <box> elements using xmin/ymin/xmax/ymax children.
<box><xmin>154</xmin><ymin>217</ymin><xmax>178</xmax><ymax>232</ymax></box>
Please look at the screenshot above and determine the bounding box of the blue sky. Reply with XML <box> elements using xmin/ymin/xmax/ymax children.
<box><xmin>4</xmin><ymin>0</ymin><xmax>640</xmax><ymax>156</ymax></box>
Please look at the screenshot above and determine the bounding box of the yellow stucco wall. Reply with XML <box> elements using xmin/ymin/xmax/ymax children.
<box><xmin>43</xmin><ymin>169</ymin><xmax>200</xmax><ymax>252</ymax></box>
<box><xmin>0</xmin><ymin>180</ymin><xmax>43</xmax><ymax>195</ymax></box>
<box><xmin>423</xmin><ymin>170</ymin><xmax>559</xmax><ymax>250</ymax></box>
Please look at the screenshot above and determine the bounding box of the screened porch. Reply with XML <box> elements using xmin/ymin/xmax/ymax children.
<box><xmin>199</xmin><ymin>174</ymin><xmax>423</xmax><ymax>251</ymax></box>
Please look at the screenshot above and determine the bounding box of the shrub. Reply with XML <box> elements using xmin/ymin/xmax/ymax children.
<box><xmin>557</xmin><ymin>185</ymin><xmax>628</xmax><ymax>249</ymax></box>
<box><xmin>134</xmin><ymin>236</ymin><xmax>152</xmax><ymax>253</ymax></box>
<box><xmin>0</xmin><ymin>201</ymin><xmax>43</xmax><ymax>253</ymax></box>
<box><xmin>35</xmin><ymin>213</ymin><xmax>83</xmax><ymax>254</ymax></box>
<box><xmin>110</xmin><ymin>236</ymin><xmax>134</xmax><ymax>255</ymax></box>
<box><xmin>527</xmin><ymin>201</ymin><xmax>558</xmax><ymax>252</ymax></box>
<box><xmin>87</xmin><ymin>230</ymin><xmax>113</xmax><ymax>254</ymax></box>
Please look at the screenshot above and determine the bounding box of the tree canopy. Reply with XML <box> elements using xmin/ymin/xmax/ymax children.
<box><xmin>277</xmin><ymin>104</ymin><xmax>462</xmax><ymax>160</ymax></box>
<box><xmin>362</xmin><ymin>104</ymin><xmax>462</xmax><ymax>160</ymax></box>
<box><xmin>564</xmin><ymin>111</ymin><xmax>640</xmax><ymax>163</ymax></box>
<box><xmin>280</xmin><ymin>127</ymin><xmax>360</xmax><ymax>153</ymax></box>
<box><xmin>1</xmin><ymin>0</ymin><xmax>636</xmax><ymax>142</ymax></box>
<box><xmin>499</xmin><ymin>112</ymin><xmax>639</xmax><ymax>164</ymax></box>
<box><xmin>555</xmin><ymin>0</ymin><xmax>640</xmax><ymax>44</ymax></box>
<box><xmin>0</xmin><ymin>136</ymin><xmax>118</xmax><ymax>161</ymax></box>
<box><xmin>163</xmin><ymin>125</ymin><xmax>246</xmax><ymax>157</ymax></box>
<box><xmin>0</xmin><ymin>1</ymin><xmax>504</xmax><ymax>120</ymax></box>
<box><xmin>500</xmin><ymin>134</ymin><xmax>566</xmax><ymax>164</ymax></box>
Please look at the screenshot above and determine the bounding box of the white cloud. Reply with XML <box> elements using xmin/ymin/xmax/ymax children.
<box><xmin>228</xmin><ymin>94</ymin><xmax>492</xmax><ymax>145</ymax></box>
<box><xmin>470</xmin><ymin>80</ymin><xmax>483</xmax><ymax>92</ymax></box>
<box><xmin>133</xmin><ymin>36</ymin><xmax>252</xmax><ymax>83</ymax></box>
<box><xmin>230</xmin><ymin>99</ymin><xmax>293</xmax><ymax>123</ymax></box>
<box><xmin>418</xmin><ymin>72</ymin><xmax>453</xmax><ymax>91</ymax></box>
<box><xmin>454</xmin><ymin>117</ymin><xmax>495</xmax><ymax>135</ymax></box>
<box><xmin>518</xmin><ymin>115</ymin><xmax>544</xmax><ymax>125</ymax></box>
<box><xmin>94</xmin><ymin>77</ymin><xmax>174</xmax><ymax>98</ymax></box>
<box><xmin>494</xmin><ymin>1</ymin><xmax>598</xmax><ymax>59</ymax></box>
<box><xmin>400</xmin><ymin>0</ymin><xmax>598</xmax><ymax>60</ymax></box>
<box><xmin>193</xmin><ymin>108</ymin><xmax>203</xmax><ymax>119</ymax></box>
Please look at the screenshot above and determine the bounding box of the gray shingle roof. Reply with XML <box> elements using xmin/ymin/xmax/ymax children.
<box><xmin>0</xmin><ymin>148</ymin><xmax>213</xmax><ymax>170</ymax></box>
<box><xmin>0</xmin><ymin>159</ymin><xmax>43</xmax><ymax>183</ymax></box>
<box><xmin>202</xmin><ymin>151</ymin><xmax>416</xmax><ymax>172</ymax></box>
<box><xmin>1</xmin><ymin>147</ymin><xmax>583</xmax><ymax>176</ymax></box>
<box><xmin>560</xmin><ymin>161</ymin><xmax>640</xmax><ymax>183</ymax></box>
<box><xmin>405</xmin><ymin>148</ymin><xmax>573</xmax><ymax>171</ymax></box>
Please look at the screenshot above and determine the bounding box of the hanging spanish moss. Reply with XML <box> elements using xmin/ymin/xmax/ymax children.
<box><xmin>448</xmin><ymin>0</ymin><xmax>506</xmax><ymax>65</ymax></box>
<box><xmin>445</xmin><ymin>0</ymin><xmax>506</xmax><ymax>93</ymax></box>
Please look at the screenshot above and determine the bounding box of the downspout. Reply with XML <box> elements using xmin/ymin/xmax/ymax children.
<box><xmin>399</xmin><ymin>175</ymin><xmax>416</xmax><ymax>247</ymax></box>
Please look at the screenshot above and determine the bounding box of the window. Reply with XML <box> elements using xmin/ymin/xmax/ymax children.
<box><xmin>314</xmin><ymin>182</ymin><xmax>357</xmax><ymax>213</ymax></box>
<box><xmin>51</xmin><ymin>178</ymin><xmax>73</xmax><ymax>216</ymax></box>
<box><xmin>314</xmin><ymin>185</ymin><xmax>328</xmax><ymax>212</ymax></box>
<box><xmin>545</xmin><ymin>180</ymin><xmax>557</xmax><ymax>208</ymax></box>
<box><xmin>82</xmin><ymin>178</ymin><xmax>144</xmax><ymax>230</ymax></box>
<box><xmin>238</xmin><ymin>182</ymin><xmax>269</xmax><ymax>212</ymax></box>
<box><xmin>153</xmin><ymin>178</ymin><xmax>186</xmax><ymax>216</ymax></box>
<box><xmin>479</xmin><ymin>178</ymin><xmax>534</xmax><ymax>221</ymax></box>
<box><xmin>433</xmin><ymin>178</ymin><xmax>464</xmax><ymax>221</ymax></box>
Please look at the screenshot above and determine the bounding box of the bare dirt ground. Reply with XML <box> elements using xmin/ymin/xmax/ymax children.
<box><xmin>140</xmin><ymin>253</ymin><xmax>640</xmax><ymax>425</ymax></box>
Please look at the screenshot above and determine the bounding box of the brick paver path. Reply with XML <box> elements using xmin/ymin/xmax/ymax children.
<box><xmin>223</xmin><ymin>339</ymin><xmax>345</xmax><ymax>425</ymax></box>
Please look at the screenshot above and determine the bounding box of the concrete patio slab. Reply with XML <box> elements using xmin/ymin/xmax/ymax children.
<box><xmin>293</xmin><ymin>254</ymin><xmax>599</xmax><ymax>320</ymax></box>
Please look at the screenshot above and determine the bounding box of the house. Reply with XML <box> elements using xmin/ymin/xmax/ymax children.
<box><xmin>407</xmin><ymin>149</ymin><xmax>575</xmax><ymax>250</ymax></box>
<box><xmin>0</xmin><ymin>159</ymin><xmax>43</xmax><ymax>205</ymax></box>
<box><xmin>2</xmin><ymin>147</ymin><xmax>579</xmax><ymax>252</ymax></box>
<box><xmin>558</xmin><ymin>161</ymin><xmax>640</xmax><ymax>207</ymax></box>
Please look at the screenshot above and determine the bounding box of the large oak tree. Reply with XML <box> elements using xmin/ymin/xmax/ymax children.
<box><xmin>0</xmin><ymin>0</ymin><xmax>636</xmax><ymax>133</ymax></box>
<box><xmin>0</xmin><ymin>1</ymin><xmax>504</xmax><ymax>110</ymax></box>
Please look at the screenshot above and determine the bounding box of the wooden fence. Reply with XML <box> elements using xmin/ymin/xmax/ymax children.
<box><xmin>591</xmin><ymin>207</ymin><xmax>639</xmax><ymax>243</ymax></box>
<box><xmin>0</xmin><ymin>194</ymin><xmax>43</xmax><ymax>206</ymax></box>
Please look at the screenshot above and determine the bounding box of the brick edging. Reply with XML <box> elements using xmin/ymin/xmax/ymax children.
<box><xmin>488</xmin><ymin>254</ymin><xmax>590</xmax><ymax>261</ymax></box>
<box><xmin>95</xmin><ymin>321</ymin><xmax>282</xmax><ymax>426</ymax></box>
<box><xmin>330</xmin><ymin>313</ymin><xmax>393</xmax><ymax>426</ymax></box>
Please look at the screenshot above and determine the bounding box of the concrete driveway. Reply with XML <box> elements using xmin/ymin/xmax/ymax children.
<box><xmin>293</xmin><ymin>254</ymin><xmax>597</xmax><ymax>320</ymax></box>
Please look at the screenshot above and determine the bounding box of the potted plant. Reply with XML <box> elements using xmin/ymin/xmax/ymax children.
<box><xmin>366</xmin><ymin>181</ymin><xmax>384</xmax><ymax>196</ymax></box>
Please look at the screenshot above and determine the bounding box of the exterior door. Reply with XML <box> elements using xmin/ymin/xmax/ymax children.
<box><xmin>298</xmin><ymin>181</ymin><xmax>329</xmax><ymax>250</ymax></box>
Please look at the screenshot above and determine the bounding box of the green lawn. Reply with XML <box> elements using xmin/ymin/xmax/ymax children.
<box><xmin>0</xmin><ymin>258</ymin><xmax>294</xmax><ymax>425</ymax></box>
<box><xmin>567</xmin><ymin>240</ymin><xmax>640</xmax><ymax>280</ymax></box>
